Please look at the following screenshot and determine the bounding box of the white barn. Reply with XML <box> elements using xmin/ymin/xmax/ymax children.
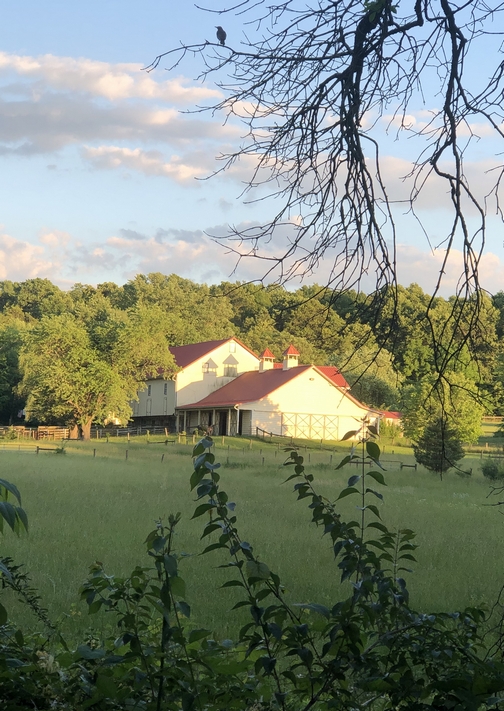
<box><xmin>175</xmin><ymin>347</ymin><xmax>379</xmax><ymax>438</ymax></box>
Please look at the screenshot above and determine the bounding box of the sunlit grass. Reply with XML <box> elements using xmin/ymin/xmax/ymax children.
<box><xmin>0</xmin><ymin>438</ymin><xmax>502</xmax><ymax>643</ymax></box>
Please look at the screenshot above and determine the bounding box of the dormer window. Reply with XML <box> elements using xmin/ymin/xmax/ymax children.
<box><xmin>224</xmin><ymin>364</ymin><xmax>238</xmax><ymax>377</ymax></box>
<box><xmin>229</xmin><ymin>341</ymin><xmax>236</xmax><ymax>353</ymax></box>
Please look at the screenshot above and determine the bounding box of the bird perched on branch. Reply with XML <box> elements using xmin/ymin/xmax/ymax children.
<box><xmin>216</xmin><ymin>26</ymin><xmax>227</xmax><ymax>46</ymax></box>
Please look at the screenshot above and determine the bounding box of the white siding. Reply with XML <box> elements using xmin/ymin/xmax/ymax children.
<box><xmin>175</xmin><ymin>341</ymin><xmax>260</xmax><ymax>407</ymax></box>
<box><xmin>246</xmin><ymin>367</ymin><xmax>377</xmax><ymax>439</ymax></box>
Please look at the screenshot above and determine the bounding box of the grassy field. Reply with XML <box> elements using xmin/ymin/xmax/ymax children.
<box><xmin>1</xmin><ymin>435</ymin><xmax>504</xmax><ymax>642</ymax></box>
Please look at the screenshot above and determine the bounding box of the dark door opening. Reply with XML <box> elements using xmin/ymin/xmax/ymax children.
<box><xmin>219</xmin><ymin>411</ymin><xmax>227</xmax><ymax>436</ymax></box>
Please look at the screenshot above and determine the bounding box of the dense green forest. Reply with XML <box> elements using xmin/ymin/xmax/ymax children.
<box><xmin>0</xmin><ymin>274</ymin><xmax>502</xmax><ymax>442</ymax></box>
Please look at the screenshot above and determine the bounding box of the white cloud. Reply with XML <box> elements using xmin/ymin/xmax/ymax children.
<box><xmin>1</xmin><ymin>225</ymin><xmax>502</xmax><ymax>298</ymax></box>
<box><xmin>396</xmin><ymin>244</ymin><xmax>504</xmax><ymax>296</ymax></box>
<box><xmin>82</xmin><ymin>145</ymin><xmax>208</xmax><ymax>181</ymax></box>
<box><xmin>0</xmin><ymin>52</ymin><xmax>221</xmax><ymax>103</ymax></box>
<box><xmin>0</xmin><ymin>231</ymin><xmax>62</xmax><ymax>281</ymax></box>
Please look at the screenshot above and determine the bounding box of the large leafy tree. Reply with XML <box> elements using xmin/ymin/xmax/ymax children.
<box><xmin>18</xmin><ymin>308</ymin><xmax>177</xmax><ymax>439</ymax></box>
<box><xmin>0</xmin><ymin>318</ymin><xmax>27</xmax><ymax>424</ymax></box>
<box><xmin>402</xmin><ymin>371</ymin><xmax>484</xmax><ymax>445</ymax></box>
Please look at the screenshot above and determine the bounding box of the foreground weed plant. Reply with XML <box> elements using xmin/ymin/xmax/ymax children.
<box><xmin>1</xmin><ymin>425</ymin><xmax>504</xmax><ymax>709</ymax></box>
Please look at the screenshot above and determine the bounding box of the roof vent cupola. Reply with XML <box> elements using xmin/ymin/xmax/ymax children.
<box><xmin>259</xmin><ymin>348</ymin><xmax>275</xmax><ymax>372</ymax></box>
<box><xmin>282</xmin><ymin>344</ymin><xmax>300</xmax><ymax>370</ymax></box>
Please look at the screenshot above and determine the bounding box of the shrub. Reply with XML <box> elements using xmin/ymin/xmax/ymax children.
<box><xmin>481</xmin><ymin>457</ymin><xmax>504</xmax><ymax>481</ymax></box>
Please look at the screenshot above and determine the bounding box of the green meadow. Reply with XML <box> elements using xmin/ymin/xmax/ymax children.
<box><xmin>1</xmin><ymin>435</ymin><xmax>504</xmax><ymax>642</ymax></box>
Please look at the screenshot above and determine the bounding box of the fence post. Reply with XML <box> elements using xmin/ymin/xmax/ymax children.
<box><xmin>125</xmin><ymin>449</ymin><xmax>128</xmax><ymax>461</ymax></box>
<box><xmin>36</xmin><ymin>446</ymin><xmax>39</xmax><ymax>455</ymax></box>
<box><xmin>93</xmin><ymin>449</ymin><xmax>96</xmax><ymax>458</ymax></box>
<box><xmin>161</xmin><ymin>453</ymin><xmax>165</xmax><ymax>463</ymax></box>
<box><xmin>127</xmin><ymin>432</ymin><xmax>130</xmax><ymax>442</ymax></box>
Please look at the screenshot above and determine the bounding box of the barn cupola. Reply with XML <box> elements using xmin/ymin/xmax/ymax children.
<box><xmin>259</xmin><ymin>347</ymin><xmax>275</xmax><ymax>372</ymax></box>
<box><xmin>282</xmin><ymin>344</ymin><xmax>300</xmax><ymax>370</ymax></box>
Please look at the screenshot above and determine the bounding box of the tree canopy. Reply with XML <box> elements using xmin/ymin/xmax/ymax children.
<box><xmin>0</xmin><ymin>274</ymin><xmax>501</xmax><ymax>431</ymax></box>
<box><xmin>18</xmin><ymin>305</ymin><xmax>178</xmax><ymax>439</ymax></box>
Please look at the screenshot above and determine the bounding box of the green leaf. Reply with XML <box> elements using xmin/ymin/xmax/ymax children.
<box><xmin>365</xmin><ymin>504</ymin><xmax>381</xmax><ymax>519</ymax></box>
<box><xmin>294</xmin><ymin>603</ymin><xmax>330</xmax><ymax>619</ymax></box>
<box><xmin>163</xmin><ymin>554</ymin><xmax>178</xmax><ymax>577</ymax></box>
<box><xmin>77</xmin><ymin>645</ymin><xmax>106</xmax><ymax>660</ymax></box>
<box><xmin>0</xmin><ymin>560</ymin><xmax>12</xmax><ymax>580</ymax></box>
<box><xmin>221</xmin><ymin>580</ymin><xmax>245</xmax><ymax>588</ymax></box>
<box><xmin>0</xmin><ymin>602</ymin><xmax>7</xmax><ymax>625</ymax></box>
<box><xmin>96</xmin><ymin>673</ymin><xmax>118</xmax><ymax>698</ymax></box>
<box><xmin>170</xmin><ymin>576</ymin><xmax>186</xmax><ymax>598</ymax></box>
<box><xmin>190</xmin><ymin>469</ymin><xmax>205</xmax><ymax>491</ymax></box>
<box><xmin>335</xmin><ymin>455</ymin><xmax>352</xmax><ymax>470</ymax></box>
<box><xmin>367</xmin><ymin>424</ymin><xmax>379</xmax><ymax>436</ymax></box>
<box><xmin>0</xmin><ymin>479</ymin><xmax>22</xmax><ymax>505</ymax></box>
<box><xmin>341</xmin><ymin>430</ymin><xmax>359</xmax><ymax>441</ymax></box>
<box><xmin>365</xmin><ymin>488</ymin><xmax>383</xmax><ymax>501</ymax></box>
<box><xmin>367</xmin><ymin>470</ymin><xmax>386</xmax><ymax>486</ymax></box>
<box><xmin>191</xmin><ymin>503</ymin><xmax>214</xmax><ymax>519</ymax></box>
<box><xmin>16</xmin><ymin>507</ymin><xmax>28</xmax><ymax>532</ymax></box>
<box><xmin>188</xmin><ymin>628</ymin><xmax>211</xmax><ymax>643</ymax></box>
<box><xmin>88</xmin><ymin>600</ymin><xmax>102</xmax><ymax>614</ymax></box>
<box><xmin>201</xmin><ymin>542</ymin><xmax>227</xmax><ymax>554</ymax></box>
<box><xmin>347</xmin><ymin>475</ymin><xmax>360</xmax><ymax>487</ymax></box>
<box><xmin>176</xmin><ymin>600</ymin><xmax>191</xmax><ymax>618</ymax></box>
<box><xmin>192</xmin><ymin>443</ymin><xmax>205</xmax><ymax>457</ymax></box>
<box><xmin>0</xmin><ymin>502</ymin><xmax>17</xmax><ymax>531</ymax></box>
<box><xmin>366</xmin><ymin>441</ymin><xmax>381</xmax><ymax>461</ymax></box>
<box><xmin>246</xmin><ymin>560</ymin><xmax>270</xmax><ymax>580</ymax></box>
<box><xmin>336</xmin><ymin>486</ymin><xmax>359</xmax><ymax>501</ymax></box>
<box><xmin>366</xmin><ymin>521</ymin><xmax>389</xmax><ymax>533</ymax></box>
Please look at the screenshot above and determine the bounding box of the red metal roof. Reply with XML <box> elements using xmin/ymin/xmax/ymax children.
<box><xmin>178</xmin><ymin>366</ymin><xmax>313</xmax><ymax>409</ymax></box>
<box><xmin>380</xmin><ymin>411</ymin><xmax>402</xmax><ymax>420</ymax></box>
<box><xmin>259</xmin><ymin>347</ymin><xmax>275</xmax><ymax>359</ymax></box>
<box><xmin>283</xmin><ymin>344</ymin><xmax>300</xmax><ymax>356</ymax></box>
<box><xmin>316</xmin><ymin>366</ymin><xmax>350</xmax><ymax>389</ymax></box>
<box><xmin>169</xmin><ymin>338</ymin><xmax>258</xmax><ymax>369</ymax></box>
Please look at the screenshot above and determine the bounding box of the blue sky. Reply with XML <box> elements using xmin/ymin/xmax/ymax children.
<box><xmin>0</xmin><ymin>1</ymin><xmax>503</xmax><ymax>296</ymax></box>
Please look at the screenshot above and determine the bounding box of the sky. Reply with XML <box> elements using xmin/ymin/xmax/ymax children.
<box><xmin>1</xmin><ymin>1</ymin><xmax>503</xmax><ymax>297</ymax></box>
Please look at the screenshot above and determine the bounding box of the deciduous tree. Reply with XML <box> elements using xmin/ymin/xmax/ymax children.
<box><xmin>18</xmin><ymin>309</ymin><xmax>177</xmax><ymax>439</ymax></box>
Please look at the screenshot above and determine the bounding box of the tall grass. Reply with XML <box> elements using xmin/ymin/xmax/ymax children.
<box><xmin>0</xmin><ymin>439</ymin><xmax>502</xmax><ymax>641</ymax></box>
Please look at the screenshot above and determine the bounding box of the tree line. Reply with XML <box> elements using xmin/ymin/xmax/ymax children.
<box><xmin>0</xmin><ymin>274</ymin><xmax>501</xmax><ymax>441</ymax></box>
